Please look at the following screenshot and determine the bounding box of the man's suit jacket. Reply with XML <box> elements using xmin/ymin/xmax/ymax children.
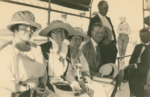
<box><xmin>87</xmin><ymin>14</ymin><xmax>117</xmax><ymax>43</ymax></box>
<box><xmin>126</xmin><ymin>43</ymin><xmax>150</xmax><ymax>96</ymax></box>
<box><xmin>129</xmin><ymin>43</ymin><xmax>150</xmax><ymax>77</ymax></box>
<box><xmin>82</xmin><ymin>40</ymin><xmax>102</xmax><ymax>77</ymax></box>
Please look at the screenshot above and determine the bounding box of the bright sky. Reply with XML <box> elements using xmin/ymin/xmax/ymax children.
<box><xmin>0</xmin><ymin>0</ymin><xmax>144</xmax><ymax>42</ymax></box>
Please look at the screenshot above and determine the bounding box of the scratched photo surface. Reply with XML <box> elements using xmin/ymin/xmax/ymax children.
<box><xmin>0</xmin><ymin>0</ymin><xmax>146</xmax><ymax>97</ymax></box>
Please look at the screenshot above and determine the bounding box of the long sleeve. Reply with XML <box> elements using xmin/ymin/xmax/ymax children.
<box><xmin>0</xmin><ymin>49</ymin><xmax>26</xmax><ymax>93</ymax></box>
<box><xmin>65</xmin><ymin>63</ymin><xmax>76</xmax><ymax>84</ymax></box>
<box><xmin>82</xmin><ymin>43</ymin><xmax>102</xmax><ymax>78</ymax></box>
<box><xmin>80</xmin><ymin>52</ymin><xmax>90</xmax><ymax>77</ymax></box>
<box><xmin>129</xmin><ymin>45</ymin><xmax>141</xmax><ymax>64</ymax></box>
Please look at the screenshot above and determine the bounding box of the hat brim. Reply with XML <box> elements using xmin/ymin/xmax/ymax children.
<box><xmin>99</xmin><ymin>63</ymin><xmax>118</xmax><ymax>78</ymax></box>
<box><xmin>39</xmin><ymin>23</ymin><xmax>74</xmax><ymax>37</ymax></box>
<box><xmin>7</xmin><ymin>21</ymin><xmax>42</xmax><ymax>31</ymax></box>
<box><xmin>144</xmin><ymin>16</ymin><xmax>150</xmax><ymax>26</ymax></box>
<box><xmin>99</xmin><ymin>64</ymin><xmax>112</xmax><ymax>76</ymax></box>
<box><xmin>68</xmin><ymin>31</ymin><xmax>89</xmax><ymax>41</ymax></box>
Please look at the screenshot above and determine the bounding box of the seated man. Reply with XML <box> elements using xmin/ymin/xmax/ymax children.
<box><xmin>82</xmin><ymin>23</ymin><xmax>105</xmax><ymax>77</ymax></box>
<box><xmin>82</xmin><ymin>24</ymin><xmax>116</xmax><ymax>97</ymax></box>
<box><xmin>124</xmin><ymin>28</ymin><xmax>150</xmax><ymax>97</ymax></box>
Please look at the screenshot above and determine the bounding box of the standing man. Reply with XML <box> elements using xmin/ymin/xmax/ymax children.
<box><xmin>88</xmin><ymin>0</ymin><xmax>117</xmax><ymax>64</ymax></box>
<box><xmin>125</xmin><ymin>28</ymin><xmax>150</xmax><ymax>97</ymax></box>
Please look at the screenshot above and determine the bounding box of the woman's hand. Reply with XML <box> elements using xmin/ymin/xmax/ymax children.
<box><xmin>35</xmin><ymin>86</ymin><xmax>60</xmax><ymax>97</ymax></box>
<box><xmin>83</xmin><ymin>76</ymin><xmax>92</xmax><ymax>84</ymax></box>
<box><xmin>70</xmin><ymin>81</ymin><xmax>81</xmax><ymax>91</ymax></box>
<box><xmin>74</xmin><ymin>85</ymin><xmax>81</xmax><ymax>91</ymax></box>
<box><xmin>35</xmin><ymin>86</ymin><xmax>53</xmax><ymax>97</ymax></box>
<box><xmin>35</xmin><ymin>87</ymin><xmax>45</xmax><ymax>96</ymax></box>
<box><xmin>35</xmin><ymin>83</ymin><xmax>46</xmax><ymax>96</ymax></box>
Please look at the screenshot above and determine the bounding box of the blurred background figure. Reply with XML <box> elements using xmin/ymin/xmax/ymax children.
<box><xmin>117</xmin><ymin>16</ymin><xmax>131</xmax><ymax>58</ymax></box>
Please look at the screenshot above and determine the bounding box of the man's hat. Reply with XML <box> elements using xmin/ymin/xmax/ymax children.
<box><xmin>99</xmin><ymin>63</ymin><xmax>118</xmax><ymax>78</ymax></box>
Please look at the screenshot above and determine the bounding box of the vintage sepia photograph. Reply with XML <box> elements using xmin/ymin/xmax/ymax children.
<box><xmin>0</xmin><ymin>0</ymin><xmax>149</xmax><ymax>97</ymax></box>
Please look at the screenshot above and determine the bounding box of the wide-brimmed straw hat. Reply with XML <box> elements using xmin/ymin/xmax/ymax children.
<box><xmin>39</xmin><ymin>20</ymin><xmax>74</xmax><ymax>37</ymax></box>
<box><xmin>7</xmin><ymin>10</ymin><xmax>41</xmax><ymax>31</ymax></box>
<box><xmin>99</xmin><ymin>63</ymin><xmax>118</xmax><ymax>78</ymax></box>
<box><xmin>68</xmin><ymin>27</ymin><xmax>89</xmax><ymax>41</ymax></box>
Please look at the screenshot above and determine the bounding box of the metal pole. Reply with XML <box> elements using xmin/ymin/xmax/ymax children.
<box><xmin>47</xmin><ymin>0</ymin><xmax>51</xmax><ymax>41</ymax></box>
<box><xmin>89</xmin><ymin>7</ymin><xmax>92</xmax><ymax>20</ymax></box>
<box><xmin>143</xmin><ymin>0</ymin><xmax>145</xmax><ymax>28</ymax></box>
<box><xmin>0</xmin><ymin>0</ymin><xmax>90</xmax><ymax>19</ymax></box>
<box><xmin>89</xmin><ymin>0</ymin><xmax>93</xmax><ymax>19</ymax></box>
<box><xmin>48</xmin><ymin>0</ymin><xmax>51</xmax><ymax>25</ymax></box>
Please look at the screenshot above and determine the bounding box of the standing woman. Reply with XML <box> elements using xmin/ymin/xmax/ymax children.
<box><xmin>117</xmin><ymin>16</ymin><xmax>131</xmax><ymax>58</ymax></box>
<box><xmin>0</xmin><ymin>11</ymin><xmax>58</xmax><ymax>97</ymax></box>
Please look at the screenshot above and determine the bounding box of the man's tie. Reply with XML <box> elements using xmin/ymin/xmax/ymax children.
<box><xmin>96</xmin><ymin>45</ymin><xmax>102</xmax><ymax>68</ymax></box>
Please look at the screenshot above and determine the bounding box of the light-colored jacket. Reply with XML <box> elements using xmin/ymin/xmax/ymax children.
<box><xmin>0</xmin><ymin>42</ymin><xmax>46</xmax><ymax>97</ymax></box>
<box><xmin>65</xmin><ymin>49</ymin><xmax>90</xmax><ymax>83</ymax></box>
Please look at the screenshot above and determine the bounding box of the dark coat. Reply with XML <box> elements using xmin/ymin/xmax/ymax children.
<box><xmin>87</xmin><ymin>14</ymin><xmax>118</xmax><ymax>64</ymax></box>
<box><xmin>82</xmin><ymin>40</ymin><xmax>102</xmax><ymax>77</ymax></box>
<box><xmin>126</xmin><ymin>43</ymin><xmax>150</xmax><ymax>96</ymax></box>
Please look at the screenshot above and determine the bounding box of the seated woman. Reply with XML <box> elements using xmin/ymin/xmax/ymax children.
<box><xmin>39</xmin><ymin>20</ymin><xmax>74</xmax><ymax>84</ymax></box>
<box><xmin>65</xmin><ymin>27</ymin><xmax>110</xmax><ymax>97</ymax></box>
<box><xmin>65</xmin><ymin>27</ymin><xmax>91</xmax><ymax>89</ymax></box>
<box><xmin>0</xmin><ymin>11</ymin><xmax>58</xmax><ymax>97</ymax></box>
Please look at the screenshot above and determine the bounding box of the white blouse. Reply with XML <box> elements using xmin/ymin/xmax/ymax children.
<box><xmin>0</xmin><ymin>42</ymin><xmax>46</xmax><ymax>97</ymax></box>
<box><xmin>48</xmin><ymin>38</ymin><xmax>68</xmax><ymax>82</ymax></box>
<box><xmin>117</xmin><ymin>22</ymin><xmax>131</xmax><ymax>35</ymax></box>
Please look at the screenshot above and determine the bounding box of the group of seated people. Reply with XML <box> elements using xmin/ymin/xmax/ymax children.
<box><xmin>0</xmin><ymin>10</ymin><xmax>150</xmax><ymax>97</ymax></box>
<box><xmin>0</xmin><ymin>10</ymin><xmax>120</xmax><ymax>97</ymax></box>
